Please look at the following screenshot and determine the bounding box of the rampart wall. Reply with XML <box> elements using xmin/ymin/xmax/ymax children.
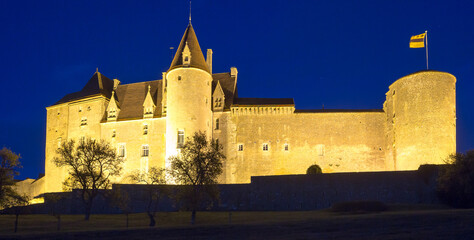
<box><xmin>224</xmin><ymin>111</ymin><xmax>387</xmax><ymax>183</ymax></box>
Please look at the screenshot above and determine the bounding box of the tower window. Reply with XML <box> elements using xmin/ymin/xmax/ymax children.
<box><xmin>142</xmin><ymin>145</ymin><xmax>149</xmax><ymax>157</ymax></box>
<box><xmin>143</xmin><ymin>124</ymin><xmax>148</xmax><ymax>135</ymax></box>
<box><xmin>177</xmin><ymin>130</ymin><xmax>185</xmax><ymax>148</ymax></box>
<box><xmin>215</xmin><ymin>119</ymin><xmax>220</xmax><ymax>130</ymax></box>
<box><xmin>185</xmin><ymin>56</ymin><xmax>189</xmax><ymax>62</ymax></box>
<box><xmin>263</xmin><ymin>143</ymin><xmax>269</xmax><ymax>151</ymax></box>
<box><xmin>118</xmin><ymin>144</ymin><xmax>126</xmax><ymax>157</ymax></box>
<box><xmin>178</xmin><ymin>76</ymin><xmax>182</xmax><ymax>81</ymax></box>
<box><xmin>238</xmin><ymin>144</ymin><xmax>243</xmax><ymax>151</ymax></box>
<box><xmin>284</xmin><ymin>143</ymin><xmax>289</xmax><ymax>151</ymax></box>
<box><xmin>112</xmin><ymin>130</ymin><xmax>116</xmax><ymax>138</ymax></box>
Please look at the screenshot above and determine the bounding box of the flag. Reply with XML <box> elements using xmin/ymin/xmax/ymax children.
<box><xmin>410</xmin><ymin>33</ymin><xmax>426</xmax><ymax>48</ymax></box>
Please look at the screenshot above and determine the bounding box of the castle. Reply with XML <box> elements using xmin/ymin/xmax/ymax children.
<box><xmin>43</xmin><ymin>22</ymin><xmax>456</xmax><ymax>193</ymax></box>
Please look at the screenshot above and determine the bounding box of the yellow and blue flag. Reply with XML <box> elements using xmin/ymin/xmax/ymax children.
<box><xmin>410</xmin><ymin>33</ymin><xmax>426</xmax><ymax>48</ymax></box>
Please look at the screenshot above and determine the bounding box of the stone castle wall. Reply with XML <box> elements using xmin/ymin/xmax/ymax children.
<box><xmin>384</xmin><ymin>71</ymin><xmax>456</xmax><ymax>170</ymax></box>
<box><xmin>222</xmin><ymin>111</ymin><xmax>387</xmax><ymax>183</ymax></box>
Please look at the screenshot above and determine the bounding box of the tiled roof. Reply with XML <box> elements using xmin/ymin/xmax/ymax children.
<box><xmin>168</xmin><ymin>24</ymin><xmax>209</xmax><ymax>73</ymax></box>
<box><xmin>212</xmin><ymin>72</ymin><xmax>237</xmax><ymax>109</ymax></box>
<box><xmin>53</xmin><ymin>72</ymin><xmax>114</xmax><ymax>105</ymax></box>
<box><xmin>114</xmin><ymin>80</ymin><xmax>162</xmax><ymax>120</ymax></box>
<box><xmin>52</xmin><ymin>70</ymin><xmax>238</xmax><ymax>119</ymax></box>
<box><xmin>233</xmin><ymin>98</ymin><xmax>294</xmax><ymax>106</ymax></box>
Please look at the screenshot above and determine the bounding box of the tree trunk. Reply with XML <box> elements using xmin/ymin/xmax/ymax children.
<box><xmin>191</xmin><ymin>209</ymin><xmax>196</xmax><ymax>225</ymax></box>
<box><xmin>126</xmin><ymin>213</ymin><xmax>129</xmax><ymax>228</ymax></box>
<box><xmin>147</xmin><ymin>212</ymin><xmax>156</xmax><ymax>227</ymax></box>
<box><xmin>57</xmin><ymin>215</ymin><xmax>61</xmax><ymax>231</ymax></box>
<box><xmin>84</xmin><ymin>201</ymin><xmax>92</xmax><ymax>221</ymax></box>
<box><xmin>14</xmin><ymin>213</ymin><xmax>19</xmax><ymax>233</ymax></box>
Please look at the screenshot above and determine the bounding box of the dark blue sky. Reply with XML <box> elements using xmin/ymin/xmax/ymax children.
<box><xmin>1</xmin><ymin>0</ymin><xmax>473</xmax><ymax>180</ymax></box>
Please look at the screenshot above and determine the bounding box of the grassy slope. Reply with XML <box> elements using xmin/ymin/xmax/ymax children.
<box><xmin>0</xmin><ymin>206</ymin><xmax>473</xmax><ymax>239</ymax></box>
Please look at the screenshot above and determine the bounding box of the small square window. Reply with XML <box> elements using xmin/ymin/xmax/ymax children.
<box><xmin>238</xmin><ymin>144</ymin><xmax>243</xmax><ymax>151</ymax></box>
<box><xmin>284</xmin><ymin>143</ymin><xmax>289</xmax><ymax>151</ymax></box>
<box><xmin>263</xmin><ymin>143</ymin><xmax>269</xmax><ymax>151</ymax></box>
<box><xmin>80</xmin><ymin>117</ymin><xmax>87</xmax><ymax>126</ymax></box>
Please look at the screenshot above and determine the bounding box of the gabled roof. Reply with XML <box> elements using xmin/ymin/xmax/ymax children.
<box><xmin>53</xmin><ymin>71</ymin><xmax>114</xmax><ymax>105</ymax></box>
<box><xmin>114</xmin><ymin>80</ymin><xmax>162</xmax><ymax>120</ymax></box>
<box><xmin>212</xmin><ymin>72</ymin><xmax>237</xmax><ymax>109</ymax></box>
<box><xmin>233</xmin><ymin>98</ymin><xmax>295</xmax><ymax>106</ymax></box>
<box><xmin>168</xmin><ymin>23</ymin><xmax>209</xmax><ymax>73</ymax></box>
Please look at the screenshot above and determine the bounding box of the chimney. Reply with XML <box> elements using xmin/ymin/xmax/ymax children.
<box><xmin>230</xmin><ymin>67</ymin><xmax>238</xmax><ymax>77</ymax></box>
<box><xmin>206</xmin><ymin>49</ymin><xmax>213</xmax><ymax>74</ymax></box>
<box><xmin>113</xmin><ymin>79</ymin><xmax>121</xmax><ymax>90</ymax></box>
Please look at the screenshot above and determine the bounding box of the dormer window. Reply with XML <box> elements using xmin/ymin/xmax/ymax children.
<box><xmin>143</xmin><ymin>85</ymin><xmax>156</xmax><ymax>119</ymax></box>
<box><xmin>182</xmin><ymin>41</ymin><xmax>191</xmax><ymax>66</ymax></box>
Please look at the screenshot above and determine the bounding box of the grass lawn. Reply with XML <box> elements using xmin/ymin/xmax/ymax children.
<box><xmin>0</xmin><ymin>205</ymin><xmax>473</xmax><ymax>239</ymax></box>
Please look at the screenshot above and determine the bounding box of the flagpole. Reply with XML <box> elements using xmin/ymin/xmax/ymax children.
<box><xmin>425</xmin><ymin>30</ymin><xmax>428</xmax><ymax>69</ymax></box>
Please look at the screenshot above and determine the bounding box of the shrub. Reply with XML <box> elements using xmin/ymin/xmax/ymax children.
<box><xmin>331</xmin><ymin>201</ymin><xmax>388</xmax><ymax>213</ymax></box>
<box><xmin>306</xmin><ymin>164</ymin><xmax>322</xmax><ymax>174</ymax></box>
<box><xmin>437</xmin><ymin>150</ymin><xmax>474</xmax><ymax>208</ymax></box>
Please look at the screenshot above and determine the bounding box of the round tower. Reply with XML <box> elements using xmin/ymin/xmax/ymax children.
<box><xmin>165</xmin><ymin>23</ymin><xmax>213</xmax><ymax>166</ymax></box>
<box><xmin>385</xmin><ymin>70</ymin><xmax>456</xmax><ymax>170</ymax></box>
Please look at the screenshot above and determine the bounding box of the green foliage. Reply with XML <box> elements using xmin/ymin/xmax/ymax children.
<box><xmin>0</xmin><ymin>147</ymin><xmax>26</xmax><ymax>209</ymax></box>
<box><xmin>168</xmin><ymin>131</ymin><xmax>225</xmax><ymax>224</ymax></box>
<box><xmin>331</xmin><ymin>201</ymin><xmax>388</xmax><ymax>213</ymax></box>
<box><xmin>54</xmin><ymin>137</ymin><xmax>124</xmax><ymax>220</ymax></box>
<box><xmin>306</xmin><ymin>164</ymin><xmax>322</xmax><ymax>174</ymax></box>
<box><xmin>437</xmin><ymin>150</ymin><xmax>474</xmax><ymax>208</ymax></box>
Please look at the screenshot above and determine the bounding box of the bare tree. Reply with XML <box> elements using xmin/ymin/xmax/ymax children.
<box><xmin>54</xmin><ymin>137</ymin><xmax>123</xmax><ymax>220</ymax></box>
<box><xmin>0</xmin><ymin>147</ymin><xmax>22</xmax><ymax>209</ymax></box>
<box><xmin>168</xmin><ymin>131</ymin><xmax>225</xmax><ymax>225</ymax></box>
<box><xmin>130</xmin><ymin>167</ymin><xmax>167</xmax><ymax>227</ymax></box>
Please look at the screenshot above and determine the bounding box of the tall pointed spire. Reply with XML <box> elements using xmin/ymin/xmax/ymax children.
<box><xmin>168</xmin><ymin>23</ymin><xmax>209</xmax><ymax>73</ymax></box>
<box><xmin>189</xmin><ymin>0</ymin><xmax>192</xmax><ymax>24</ymax></box>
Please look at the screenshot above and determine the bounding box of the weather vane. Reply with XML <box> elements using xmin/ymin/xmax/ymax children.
<box><xmin>189</xmin><ymin>1</ymin><xmax>192</xmax><ymax>23</ymax></box>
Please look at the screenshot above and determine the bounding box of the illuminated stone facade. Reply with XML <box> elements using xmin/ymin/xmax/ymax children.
<box><xmin>43</xmin><ymin>23</ymin><xmax>456</xmax><ymax>193</ymax></box>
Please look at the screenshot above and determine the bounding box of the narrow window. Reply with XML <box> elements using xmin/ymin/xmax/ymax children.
<box><xmin>238</xmin><ymin>144</ymin><xmax>243</xmax><ymax>151</ymax></box>
<box><xmin>118</xmin><ymin>144</ymin><xmax>126</xmax><ymax>157</ymax></box>
<box><xmin>317</xmin><ymin>144</ymin><xmax>325</xmax><ymax>156</ymax></box>
<box><xmin>143</xmin><ymin>124</ymin><xmax>148</xmax><ymax>135</ymax></box>
<box><xmin>112</xmin><ymin>130</ymin><xmax>116</xmax><ymax>138</ymax></box>
<box><xmin>215</xmin><ymin>119</ymin><xmax>220</xmax><ymax>130</ymax></box>
<box><xmin>284</xmin><ymin>143</ymin><xmax>289</xmax><ymax>151</ymax></box>
<box><xmin>177</xmin><ymin>130</ymin><xmax>184</xmax><ymax>148</ymax></box>
<box><xmin>142</xmin><ymin>145</ymin><xmax>149</xmax><ymax>157</ymax></box>
<box><xmin>263</xmin><ymin>143</ymin><xmax>269</xmax><ymax>151</ymax></box>
<box><xmin>178</xmin><ymin>76</ymin><xmax>182</xmax><ymax>81</ymax></box>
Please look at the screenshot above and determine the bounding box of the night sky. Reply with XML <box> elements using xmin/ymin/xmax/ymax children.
<box><xmin>1</xmin><ymin>0</ymin><xmax>473</xmax><ymax>180</ymax></box>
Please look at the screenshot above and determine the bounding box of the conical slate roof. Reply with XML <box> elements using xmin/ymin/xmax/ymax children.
<box><xmin>168</xmin><ymin>23</ymin><xmax>209</xmax><ymax>73</ymax></box>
